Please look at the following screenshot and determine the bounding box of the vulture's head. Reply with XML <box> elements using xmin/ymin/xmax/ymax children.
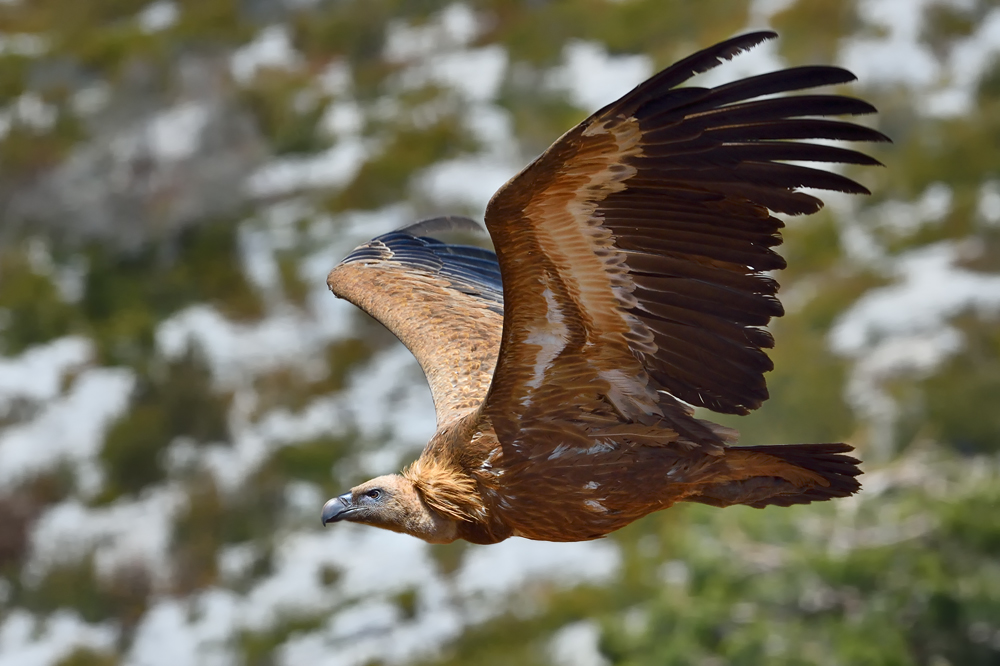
<box><xmin>321</xmin><ymin>474</ymin><xmax>458</xmax><ymax>544</ymax></box>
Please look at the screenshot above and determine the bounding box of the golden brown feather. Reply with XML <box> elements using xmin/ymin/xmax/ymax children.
<box><xmin>323</xmin><ymin>32</ymin><xmax>878</xmax><ymax>545</ymax></box>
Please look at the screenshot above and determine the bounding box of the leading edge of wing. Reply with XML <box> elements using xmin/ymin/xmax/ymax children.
<box><xmin>329</xmin><ymin>225</ymin><xmax>505</xmax><ymax>425</ymax></box>
<box><xmin>340</xmin><ymin>229</ymin><xmax>504</xmax><ymax>313</ymax></box>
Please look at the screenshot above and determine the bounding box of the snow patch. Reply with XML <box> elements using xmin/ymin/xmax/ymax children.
<box><xmin>0</xmin><ymin>33</ymin><xmax>47</xmax><ymax>57</ymax></box>
<box><xmin>456</xmin><ymin>538</ymin><xmax>620</xmax><ymax>601</ymax></box>
<box><xmin>231</xmin><ymin>25</ymin><xmax>302</xmax><ymax>85</ymax></box>
<box><xmin>0</xmin><ymin>366</ymin><xmax>134</xmax><ymax>489</ymax></box>
<box><xmin>3</xmin><ymin>93</ymin><xmax>58</xmax><ymax>135</ymax></box>
<box><xmin>923</xmin><ymin>6</ymin><xmax>1000</xmax><ymax>117</ymax></box>
<box><xmin>320</xmin><ymin>101</ymin><xmax>364</xmax><ymax>138</ymax></box>
<box><xmin>417</xmin><ymin>155</ymin><xmax>515</xmax><ymax>213</ymax></box>
<box><xmin>127</xmin><ymin>590</ymin><xmax>240</xmax><ymax>666</ymax></box>
<box><xmin>398</xmin><ymin>45</ymin><xmax>508</xmax><ymax>102</ymax></box>
<box><xmin>840</xmin><ymin>0</ymin><xmax>941</xmax><ymax>90</ymax></box>
<box><xmin>840</xmin><ymin>0</ymin><xmax>1000</xmax><ymax>117</ymax></box>
<box><xmin>869</xmin><ymin>182</ymin><xmax>953</xmax><ymax>238</ymax></box>
<box><xmin>547</xmin><ymin>41</ymin><xmax>652</xmax><ymax>111</ymax></box>
<box><xmin>71</xmin><ymin>84</ymin><xmax>111</xmax><ymax>117</ymax></box>
<box><xmin>384</xmin><ymin>4</ymin><xmax>482</xmax><ymax>63</ymax></box>
<box><xmin>27</xmin><ymin>486</ymin><xmax>186</xmax><ymax>587</ymax></box>
<box><xmin>831</xmin><ymin>242</ymin><xmax>1000</xmax><ymax>355</ymax></box>
<box><xmin>416</xmin><ymin>103</ymin><xmax>518</xmax><ymax>212</ymax></box>
<box><xmin>748</xmin><ymin>0</ymin><xmax>798</xmax><ymax>24</ymax></box>
<box><xmin>0</xmin><ymin>610</ymin><xmax>116</xmax><ymax>666</ymax></box>
<box><xmin>0</xmin><ymin>337</ymin><xmax>92</xmax><ymax>416</ymax></box>
<box><xmin>137</xmin><ymin>1</ymin><xmax>179</xmax><ymax>33</ymax></box>
<box><xmin>269</xmin><ymin>533</ymin><xmax>619</xmax><ymax>666</ymax></box>
<box><xmin>146</xmin><ymin>102</ymin><xmax>211</xmax><ymax>162</ymax></box>
<box><xmin>156</xmin><ymin>304</ymin><xmax>351</xmax><ymax>387</ymax></box>
<box><xmin>317</xmin><ymin>61</ymin><xmax>353</xmax><ymax>97</ymax></box>
<box><xmin>109</xmin><ymin>102</ymin><xmax>211</xmax><ymax>165</ymax></box>
<box><xmin>550</xmin><ymin>620</ymin><xmax>610</xmax><ymax>666</ymax></box>
<box><xmin>246</xmin><ymin>138</ymin><xmax>368</xmax><ymax>198</ymax></box>
<box><xmin>831</xmin><ymin>240</ymin><xmax>1000</xmax><ymax>456</ymax></box>
<box><xmin>977</xmin><ymin>180</ymin><xmax>1000</xmax><ymax>227</ymax></box>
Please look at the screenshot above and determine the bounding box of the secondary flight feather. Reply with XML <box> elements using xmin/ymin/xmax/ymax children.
<box><xmin>322</xmin><ymin>32</ymin><xmax>887</xmax><ymax>544</ymax></box>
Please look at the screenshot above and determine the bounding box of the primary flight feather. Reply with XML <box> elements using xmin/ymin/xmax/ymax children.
<box><xmin>322</xmin><ymin>31</ymin><xmax>886</xmax><ymax>544</ymax></box>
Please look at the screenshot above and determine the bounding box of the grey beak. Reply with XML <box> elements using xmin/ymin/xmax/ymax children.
<box><xmin>321</xmin><ymin>492</ymin><xmax>355</xmax><ymax>525</ymax></box>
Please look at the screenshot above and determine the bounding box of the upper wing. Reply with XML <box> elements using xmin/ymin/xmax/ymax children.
<box><xmin>327</xmin><ymin>217</ymin><xmax>504</xmax><ymax>426</ymax></box>
<box><xmin>480</xmin><ymin>31</ymin><xmax>888</xmax><ymax>452</ymax></box>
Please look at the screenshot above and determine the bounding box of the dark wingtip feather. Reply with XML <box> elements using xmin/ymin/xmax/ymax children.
<box><xmin>685</xmin><ymin>30</ymin><xmax>778</xmax><ymax>75</ymax></box>
<box><xmin>611</xmin><ymin>32</ymin><xmax>778</xmax><ymax>117</ymax></box>
<box><xmin>700</xmin><ymin>66</ymin><xmax>860</xmax><ymax>110</ymax></box>
<box><xmin>649</xmin><ymin>31</ymin><xmax>779</xmax><ymax>85</ymax></box>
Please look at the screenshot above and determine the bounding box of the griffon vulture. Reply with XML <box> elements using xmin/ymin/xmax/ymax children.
<box><xmin>321</xmin><ymin>31</ymin><xmax>886</xmax><ymax>544</ymax></box>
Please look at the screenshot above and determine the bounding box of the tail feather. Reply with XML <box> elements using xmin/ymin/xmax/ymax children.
<box><xmin>687</xmin><ymin>442</ymin><xmax>862</xmax><ymax>509</ymax></box>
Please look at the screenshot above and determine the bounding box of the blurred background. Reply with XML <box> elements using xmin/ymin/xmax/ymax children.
<box><xmin>0</xmin><ymin>0</ymin><xmax>998</xmax><ymax>664</ymax></box>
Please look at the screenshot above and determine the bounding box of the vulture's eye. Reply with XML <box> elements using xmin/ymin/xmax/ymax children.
<box><xmin>366</xmin><ymin>489</ymin><xmax>382</xmax><ymax>500</ymax></box>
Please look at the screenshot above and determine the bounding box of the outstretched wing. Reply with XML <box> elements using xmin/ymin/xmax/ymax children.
<box><xmin>327</xmin><ymin>218</ymin><xmax>504</xmax><ymax>426</ymax></box>
<box><xmin>478</xmin><ymin>32</ymin><xmax>886</xmax><ymax>481</ymax></box>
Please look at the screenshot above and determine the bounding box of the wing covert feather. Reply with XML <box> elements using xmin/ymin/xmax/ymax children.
<box><xmin>328</xmin><ymin>228</ymin><xmax>503</xmax><ymax>425</ymax></box>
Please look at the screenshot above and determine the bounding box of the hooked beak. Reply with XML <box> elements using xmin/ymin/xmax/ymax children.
<box><xmin>321</xmin><ymin>492</ymin><xmax>356</xmax><ymax>525</ymax></box>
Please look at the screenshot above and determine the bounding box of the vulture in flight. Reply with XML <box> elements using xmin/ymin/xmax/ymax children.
<box><xmin>322</xmin><ymin>31</ymin><xmax>886</xmax><ymax>544</ymax></box>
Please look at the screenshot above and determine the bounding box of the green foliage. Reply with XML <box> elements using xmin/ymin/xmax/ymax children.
<box><xmin>920</xmin><ymin>316</ymin><xmax>1000</xmax><ymax>453</ymax></box>
<box><xmin>427</xmin><ymin>540</ymin><xmax>469</xmax><ymax>576</ymax></box>
<box><xmin>99</xmin><ymin>347</ymin><xmax>231</xmax><ymax>500</ymax></box>
<box><xmin>0</xmin><ymin>0</ymin><xmax>163</xmax><ymax>76</ymax></box>
<box><xmin>170</xmin><ymin>477</ymin><xmax>224</xmax><ymax>593</ymax></box>
<box><xmin>54</xmin><ymin>647</ymin><xmax>118</xmax><ymax>666</ymax></box>
<box><xmin>978</xmin><ymin>56</ymin><xmax>1000</xmax><ymax>101</ymax></box>
<box><xmin>394</xmin><ymin>588</ymin><xmax>419</xmax><ymax>620</ymax></box>
<box><xmin>330</xmin><ymin>108</ymin><xmax>478</xmax><ymax>210</ymax></box>
<box><xmin>0</xmin><ymin>55</ymin><xmax>29</xmax><ymax>103</ymax></box>
<box><xmin>778</xmin><ymin>213</ymin><xmax>845</xmax><ymax>282</ymax></box>
<box><xmin>0</xmin><ymin>472</ymin><xmax>75</xmax><ymax>577</ymax></box>
<box><xmin>772</xmin><ymin>0</ymin><xmax>860</xmax><ymax>64</ymax></box>
<box><xmin>82</xmin><ymin>219</ymin><xmax>261</xmax><ymax>364</ymax></box>
<box><xmin>251</xmin><ymin>338</ymin><xmax>374</xmax><ymax>418</ymax></box>
<box><xmin>883</xmin><ymin>103</ymin><xmax>1000</xmax><ymax>197</ymax></box>
<box><xmin>269</xmin><ymin>435</ymin><xmax>350</xmax><ymax>490</ymax></box>
<box><xmin>17</xmin><ymin>555</ymin><xmax>151</xmax><ymax>628</ymax></box>
<box><xmin>478</xmin><ymin>0</ymin><xmax>748</xmax><ymax>67</ymax></box>
<box><xmin>276</xmin><ymin>251</ymin><xmax>310</xmax><ymax>305</ymax></box>
<box><xmin>242</xmin><ymin>72</ymin><xmax>333</xmax><ymax>155</ymax></box>
<box><xmin>922</xmin><ymin>1</ymin><xmax>977</xmax><ymax>57</ymax></box>
<box><xmin>496</xmin><ymin>74</ymin><xmax>586</xmax><ymax>156</ymax></box>
<box><xmin>0</xmin><ymin>249</ymin><xmax>77</xmax><ymax>354</ymax></box>
<box><xmin>290</xmin><ymin>0</ymin><xmax>451</xmax><ymax>101</ymax></box>
<box><xmin>239</xmin><ymin>614</ymin><xmax>326</xmax><ymax>666</ymax></box>
<box><xmin>0</xmin><ymin>103</ymin><xmax>86</xmax><ymax>175</ymax></box>
<box><xmin>175</xmin><ymin>0</ymin><xmax>252</xmax><ymax>45</ymax></box>
<box><xmin>169</xmin><ymin>431</ymin><xmax>346</xmax><ymax>594</ymax></box>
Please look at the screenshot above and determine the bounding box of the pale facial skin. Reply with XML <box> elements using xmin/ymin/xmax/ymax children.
<box><xmin>321</xmin><ymin>475</ymin><xmax>459</xmax><ymax>544</ymax></box>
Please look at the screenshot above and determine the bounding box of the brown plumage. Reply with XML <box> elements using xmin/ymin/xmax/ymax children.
<box><xmin>321</xmin><ymin>32</ymin><xmax>885</xmax><ymax>545</ymax></box>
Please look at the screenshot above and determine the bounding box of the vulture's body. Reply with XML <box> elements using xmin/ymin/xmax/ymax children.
<box><xmin>322</xmin><ymin>32</ymin><xmax>885</xmax><ymax>545</ymax></box>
